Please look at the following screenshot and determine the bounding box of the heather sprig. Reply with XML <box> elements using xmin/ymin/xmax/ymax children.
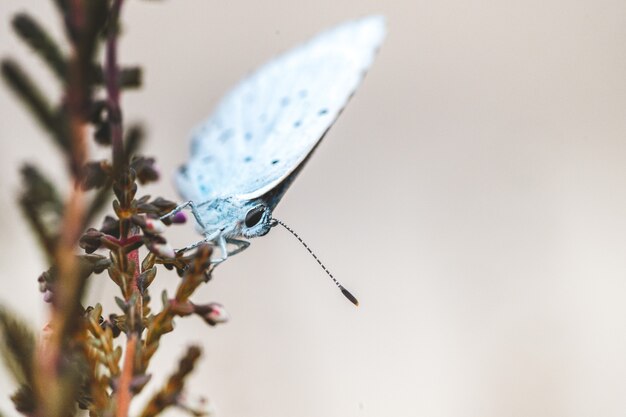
<box><xmin>1</xmin><ymin>2</ymin><xmax>223</xmax><ymax>417</ymax></box>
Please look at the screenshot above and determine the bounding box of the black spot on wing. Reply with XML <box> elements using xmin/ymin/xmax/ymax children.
<box><xmin>190</xmin><ymin>137</ymin><xmax>201</xmax><ymax>154</ymax></box>
<box><xmin>293</xmin><ymin>120</ymin><xmax>302</xmax><ymax>128</ymax></box>
<box><xmin>318</xmin><ymin>108</ymin><xmax>328</xmax><ymax>116</ymax></box>
<box><xmin>218</xmin><ymin>128</ymin><xmax>234</xmax><ymax>143</ymax></box>
<box><xmin>244</xmin><ymin>156</ymin><xmax>252</xmax><ymax>163</ymax></box>
<box><xmin>271</xmin><ymin>159</ymin><xmax>279</xmax><ymax>165</ymax></box>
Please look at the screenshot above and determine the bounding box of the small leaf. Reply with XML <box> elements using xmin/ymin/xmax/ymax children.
<box><xmin>115</xmin><ymin>296</ymin><xmax>127</xmax><ymax>312</ymax></box>
<box><xmin>138</xmin><ymin>267</ymin><xmax>157</xmax><ymax>293</ymax></box>
<box><xmin>19</xmin><ymin>164</ymin><xmax>67</xmax><ymax>259</ymax></box>
<box><xmin>0</xmin><ymin>306</ymin><xmax>36</xmax><ymax>385</ymax></box>
<box><xmin>119</xmin><ymin>67</ymin><xmax>142</xmax><ymax>88</ymax></box>
<box><xmin>94</xmin><ymin>66</ymin><xmax>142</xmax><ymax>89</ymax></box>
<box><xmin>12</xmin><ymin>13</ymin><xmax>67</xmax><ymax>82</ymax></box>
<box><xmin>142</xmin><ymin>252</ymin><xmax>156</xmax><ymax>271</ymax></box>
<box><xmin>124</xmin><ymin>124</ymin><xmax>144</xmax><ymax>161</ymax></box>
<box><xmin>79</xmin><ymin>228</ymin><xmax>104</xmax><ymax>253</ymax></box>
<box><xmin>139</xmin><ymin>346</ymin><xmax>202</xmax><ymax>417</ymax></box>
<box><xmin>131</xmin><ymin>156</ymin><xmax>159</xmax><ymax>185</ymax></box>
<box><xmin>94</xmin><ymin>122</ymin><xmax>111</xmax><ymax>145</ymax></box>
<box><xmin>1</xmin><ymin>60</ymin><xmax>68</xmax><ymax>151</ymax></box>
<box><xmin>10</xmin><ymin>385</ymin><xmax>36</xmax><ymax>414</ymax></box>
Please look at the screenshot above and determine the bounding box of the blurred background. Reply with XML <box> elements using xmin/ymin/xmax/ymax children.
<box><xmin>3</xmin><ymin>0</ymin><xmax>626</xmax><ymax>416</ymax></box>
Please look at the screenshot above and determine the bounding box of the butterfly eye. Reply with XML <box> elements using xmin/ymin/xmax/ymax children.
<box><xmin>245</xmin><ymin>206</ymin><xmax>265</xmax><ymax>228</ymax></box>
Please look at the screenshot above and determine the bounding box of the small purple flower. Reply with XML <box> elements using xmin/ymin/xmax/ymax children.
<box><xmin>171</xmin><ymin>211</ymin><xmax>187</xmax><ymax>224</ymax></box>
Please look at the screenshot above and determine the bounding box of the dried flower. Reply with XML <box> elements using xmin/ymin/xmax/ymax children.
<box><xmin>82</xmin><ymin>160</ymin><xmax>110</xmax><ymax>190</ymax></box>
<box><xmin>100</xmin><ymin>215</ymin><xmax>120</xmax><ymax>237</ymax></box>
<box><xmin>79</xmin><ymin>228</ymin><xmax>104</xmax><ymax>253</ymax></box>
<box><xmin>131</xmin><ymin>156</ymin><xmax>159</xmax><ymax>185</ymax></box>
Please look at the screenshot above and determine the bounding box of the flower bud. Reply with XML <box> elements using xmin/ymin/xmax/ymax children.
<box><xmin>144</xmin><ymin>217</ymin><xmax>166</xmax><ymax>234</ymax></box>
<box><xmin>171</xmin><ymin>211</ymin><xmax>187</xmax><ymax>224</ymax></box>
<box><xmin>148</xmin><ymin>242</ymin><xmax>175</xmax><ymax>259</ymax></box>
<box><xmin>37</xmin><ymin>271</ymin><xmax>48</xmax><ymax>292</ymax></box>
<box><xmin>195</xmin><ymin>302</ymin><xmax>229</xmax><ymax>326</ymax></box>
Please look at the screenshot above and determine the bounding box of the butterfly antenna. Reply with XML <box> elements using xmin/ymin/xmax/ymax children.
<box><xmin>271</xmin><ymin>218</ymin><xmax>359</xmax><ymax>306</ymax></box>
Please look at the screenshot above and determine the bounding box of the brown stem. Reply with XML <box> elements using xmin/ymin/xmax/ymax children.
<box><xmin>126</xmin><ymin>226</ymin><xmax>143</xmax><ymax>329</ymax></box>
<box><xmin>116</xmin><ymin>334</ymin><xmax>137</xmax><ymax>417</ymax></box>
<box><xmin>34</xmin><ymin>1</ymin><xmax>89</xmax><ymax>416</ymax></box>
<box><xmin>117</xmin><ymin>239</ymin><xmax>140</xmax><ymax>417</ymax></box>
<box><xmin>104</xmin><ymin>4</ymin><xmax>145</xmax><ymax>416</ymax></box>
<box><xmin>106</xmin><ymin>0</ymin><xmax>125</xmax><ymax>179</ymax></box>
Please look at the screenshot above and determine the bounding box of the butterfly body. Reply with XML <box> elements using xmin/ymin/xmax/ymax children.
<box><xmin>172</xmin><ymin>15</ymin><xmax>386</xmax><ymax>260</ymax></box>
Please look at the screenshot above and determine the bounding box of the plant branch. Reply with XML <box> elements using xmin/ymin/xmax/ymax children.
<box><xmin>139</xmin><ymin>346</ymin><xmax>202</xmax><ymax>417</ymax></box>
<box><xmin>32</xmin><ymin>1</ymin><xmax>92</xmax><ymax>415</ymax></box>
<box><xmin>106</xmin><ymin>0</ymin><xmax>124</xmax><ymax>176</ymax></box>
<box><xmin>116</xmin><ymin>334</ymin><xmax>137</xmax><ymax>417</ymax></box>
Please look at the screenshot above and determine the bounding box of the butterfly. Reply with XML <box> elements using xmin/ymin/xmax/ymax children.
<box><xmin>165</xmin><ymin>16</ymin><xmax>386</xmax><ymax>303</ymax></box>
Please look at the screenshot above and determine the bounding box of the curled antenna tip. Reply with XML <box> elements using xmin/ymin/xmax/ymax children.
<box><xmin>341</xmin><ymin>287</ymin><xmax>359</xmax><ymax>306</ymax></box>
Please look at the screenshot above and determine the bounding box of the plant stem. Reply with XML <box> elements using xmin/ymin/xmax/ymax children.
<box><xmin>34</xmin><ymin>1</ymin><xmax>89</xmax><ymax>416</ymax></box>
<box><xmin>104</xmin><ymin>2</ymin><xmax>144</xmax><ymax>415</ymax></box>
<box><xmin>105</xmin><ymin>0</ymin><xmax>124</xmax><ymax>178</ymax></box>
<box><xmin>116</xmin><ymin>334</ymin><xmax>137</xmax><ymax>417</ymax></box>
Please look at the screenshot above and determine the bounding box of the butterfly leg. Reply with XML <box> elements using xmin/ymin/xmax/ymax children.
<box><xmin>225</xmin><ymin>238</ymin><xmax>250</xmax><ymax>257</ymax></box>
<box><xmin>172</xmin><ymin>232</ymin><xmax>248</xmax><ymax>264</ymax></box>
<box><xmin>205</xmin><ymin>236</ymin><xmax>249</xmax><ymax>264</ymax></box>
<box><xmin>205</xmin><ymin>234</ymin><xmax>229</xmax><ymax>265</ymax></box>
<box><xmin>160</xmin><ymin>201</ymin><xmax>207</xmax><ymax>229</ymax></box>
<box><xmin>174</xmin><ymin>228</ymin><xmax>222</xmax><ymax>255</ymax></box>
<box><xmin>175</xmin><ymin>237</ymin><xmax>210</xmax><ymax>255</ymax></box>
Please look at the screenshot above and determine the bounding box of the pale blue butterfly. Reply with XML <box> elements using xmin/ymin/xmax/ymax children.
<box><xmin>164</xmin><ymin>16</ymin><xmax>386</xmax><ymax>304</ymax></box>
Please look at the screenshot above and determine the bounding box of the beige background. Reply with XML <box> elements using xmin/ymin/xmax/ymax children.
<box><xmin>3</xmin><ymin>0</ymin><xmax>626</xmax><ymax>416</ymax></box>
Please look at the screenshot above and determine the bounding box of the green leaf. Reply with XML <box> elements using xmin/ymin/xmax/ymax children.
<box><xmin>12</xmin><ymin>13</ymin><xmax>67</xmax><ymax>82</ymax></box>
<box><xmin>0</xmin><ymin>306</ymin><xmax>36</xmax><ymax>386</ymax></box>
<box><xmin>139</xmin><ymin>346</ymin><xmax>203</xmax><ymax>417</ymax></box>
<box><xmin>115</xmin><ymin>296</ymin><xmax>127</xmax><ymax>312</ymax></box>
<box><xmin>51</xmin><ymin>0</ymin><xmax>69</xmax><ymax>17</ymax></box>
<box><xmin>19</xmin><ymin>164</ymin><xmax>64</xmax><ymax>259</ymax></box>
<box><xmin>1</xmin><ymin>60</ymin><xmax>69</xmax><ymax>151</ymax></box>
<box><xmin>10</xmin><ymin>385</ymin><xmax>36</xmax><ymax>414</ymax></box>
<box><xmin>93</xmin><ymin>66</ymin><xmax>143</xmax><ymax>89</ymax></box>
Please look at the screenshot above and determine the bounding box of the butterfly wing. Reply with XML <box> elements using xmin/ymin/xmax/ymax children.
<box><xmin>176</xmin><ymin>15</ymin><xmax>386</xmax><ymax>207</ymax></box>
